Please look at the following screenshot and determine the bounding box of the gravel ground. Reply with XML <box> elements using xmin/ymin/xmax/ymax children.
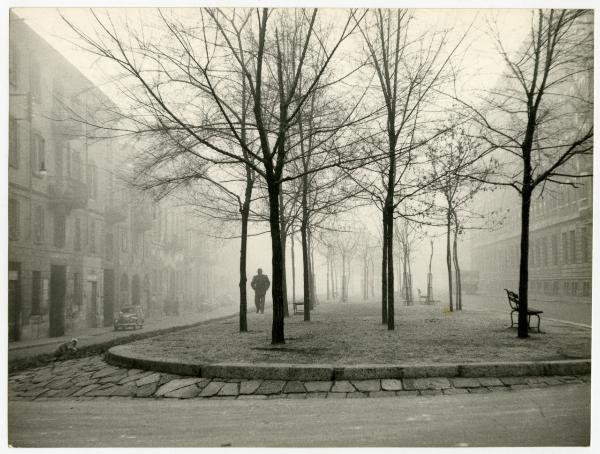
<box><xmin>120</xmin><ymin>303</ymin><xmax>590</xmax><ymax>365</ymax></box>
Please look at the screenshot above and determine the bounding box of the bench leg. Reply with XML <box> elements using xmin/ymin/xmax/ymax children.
<box><xmin>527</xmin><ymin>314</ymin><xmax>542</xmax><ymax>333</ymax></box>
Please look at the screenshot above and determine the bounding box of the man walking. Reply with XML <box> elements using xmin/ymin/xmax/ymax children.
<box><xmin>251</xmin><ymin>268</ymin><xmax>270</xmax><ymax>314</ymax></box>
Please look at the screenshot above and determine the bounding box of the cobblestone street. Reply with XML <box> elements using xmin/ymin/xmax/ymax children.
<box><xmin>8</xmin><ymin>355</ymin><xmax>590</xmax><ymax>401</ymax></box>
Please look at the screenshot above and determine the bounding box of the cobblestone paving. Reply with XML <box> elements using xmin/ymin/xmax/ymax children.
<box><xmin>8</xmin><ymin>355</ymin><xmax>590</xmax><ymax>401</ymax></box>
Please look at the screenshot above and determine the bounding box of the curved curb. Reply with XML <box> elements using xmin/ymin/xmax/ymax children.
<box><xmin>106</xmin><ymin>345</ymin><xmax>590</xmax><ymax>381</ymax></box>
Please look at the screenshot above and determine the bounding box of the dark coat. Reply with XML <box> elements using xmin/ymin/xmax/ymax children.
<box><xmin>251</xmin><ymin>274</ymin><xmax>270</xmax><ymax>295</ymax></box>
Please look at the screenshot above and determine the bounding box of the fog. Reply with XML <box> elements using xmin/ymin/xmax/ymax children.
<box><xmin>8</xmin><ymin>7</ymin><xmax>592</xmax><ymax>346</ymax></box>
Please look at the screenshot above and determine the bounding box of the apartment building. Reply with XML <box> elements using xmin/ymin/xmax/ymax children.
<box><xmin>8</xmin><ymin>12</ymin><xmax>222</xmax><ymax>342</ymax></box>
<box><xmin>469</xmin><ymin>158</ymin><xmax>593</xmax><ymax>302</ymax></box>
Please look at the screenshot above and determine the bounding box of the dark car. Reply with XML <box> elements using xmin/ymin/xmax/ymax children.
<box><xmin>114</xmin><ymin>305</ymin><xmax>144</xmax><ymax>330</ymax></box>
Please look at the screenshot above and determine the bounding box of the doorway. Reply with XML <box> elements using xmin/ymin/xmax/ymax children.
<box><xmin>8</xmin><ymin>262</ymin><xmax>21</xmax><ymax>341</ymax></box>
<box><xmin>103</xmin><ymin>269</ymin><xmax>115</xmax><ymax>327</ymax></box>
<box><xmin>49</xmin><ymin>264</ymin><xmax>66</xmax><ymax>337</ymax></box>
<box><xmin>132</xmin><ymin>275</ymin><xmax>140</xmax><ymax>306</ymax></box>
<box><xmin>87</xmin><ymin>280</ymin><xmax>98</xmax><ymax>328</ymax></box>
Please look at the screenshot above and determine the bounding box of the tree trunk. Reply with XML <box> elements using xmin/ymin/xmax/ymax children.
<box><xmin>291</xmin><ymin>231</ymin><xmax>296</xmax><ymax>306</ymax></box>
<box><xmin>308</xmin><ymin>229</ymin><xmax>316</xmax><ymax>309</ymax></box>
<box><xmin>402</xmin><ymin>251</ymin><xmax>408</xmax><ymax>304</ymax></box>
<box><xmin>332</xmin><ymin>253</ymin><xmax>337</xmax><ymax>299</ymax></box>
<box><xmin>398</xmin><ymin>243</ymin><xmax>403</xmax><ymax>295</ymax></box>
<box><xmin>363</xmin><ymin>251</ymin><xmax>368</xmax><ymax>300</ymax></box>
<box><xmin>381</xmin><ymin>216</ymin><xmax>388</xmax><ymax>324</ymax></box>
<box><xmin>301</xmin><ymin>226</ymin><xmax>310</xmax><ymax>320</ymax></box>
<box><xmin>238</xmin><ymin>199</ymin><xmax>250</xmax><ymax>332</ymax></box>
<box><xmin>407</xmin><ymin>253</ymin><xmax>413</xmax><ymax>304</ymax></box>
<box><xmin>326</xmin><ymin>248</ymin><xmax>331</xmax><ymax>301</ymax></box>
<box><xmin>281</xmin><ymin>231</ymin><xmax>289</xmax><ymax>318</ymax></box>
<box><xmin>452</xmin><ymin>213</ymin><xmax>462</xmax><ymax>311</ymax></box>
<box><xmin>267</xmin><ymin>181</ymin><xmax>285</xmax><ymax>344</ymax></box>
<box><xmin>370</xmin><ymin>257</ymin><xmax>375</xmax><ymax>300</ymax></box>
<box><xmin>446</xmin><ymin>206</ymin><xmax>454</xmax><ymax>312</ymax></box>
<box><xmin>426</xmin><ymin>240</ymin><xmax>434</xmax><ymax>303</ymax></box>
<box><xmin>386</xmin><ymin>205</ymin><xmax>395</xmax><ymax>330</ymax></box>
<box><xmin>518</xmin><ymin>186</ymin><xmax>532</xmax><ymax>338</ymax></box>
<box><xmin>301</xmin><ymin>174</ymin><xmax>311</xmax><ymax>320</ymax></box>
<box><xmin>342</xmin><ymin>252</ymin><xmax>347</xmax><ymax>302</ymax></box>
<box><xmin>279</xmin><ymin>191</ymin><xmax>289</xmax><ymax>318</ymax></box>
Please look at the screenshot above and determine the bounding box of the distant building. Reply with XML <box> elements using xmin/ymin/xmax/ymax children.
<box><xmin>469</xmin><ymin>158</ymin><xmax>592</xmax><ymax>302</ymax></box>
<box><xmin>468</xmin><ymin>18</ymin><xmax>593</xmax><ymax>305</ymax></box>
<box><xmin>8</xmin><ymin>12</ymin><xmax>226</xmax><ymax>342</ymax></box>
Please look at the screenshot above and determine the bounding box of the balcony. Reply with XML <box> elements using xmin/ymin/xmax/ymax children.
<box><xmin>104</xmin><ymin>203</ymin><xmax>128</xmax><ymax>225</ymax></box>
<box><xmin>48</xmin><ymin>176</ymin><xmax>88</xmax><ymax>213</ymax></box>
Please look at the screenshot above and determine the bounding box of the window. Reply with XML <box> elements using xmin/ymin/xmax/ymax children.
<box><xmin>569</xmin><ymin>230</ymin><xmax>576</xmax><ymax>264</ymax></box>
<box><xmin>72</xmin><ymin>150</ymin><xmax>82</xmax><ymax>181</ymax></box>
<box><xmin>581</xmin><ymin>226</ymin><xmax>589</xmax><ymax>263</ymax></box>
<box><xmin>9</xmin><ymin>43</ymin><xmax>18</xmax><ymax>87</ymax></box>
<box><xmin>73</xmin><ymin>273</ymin><xmax>82</xmax><ymax>308</ymax></box>
<box><xmin>552</xmin><ymin>234</ymin><xmax>558</xmax><ymax>266</ymax></box>
<box><xmin>74</xmin><ymin>218</ymin><xmax>81</xmax><ymax>251</ymax></box>
<box><xmin>543</xmin><ymin>281</ymin><xmax>550</xmax><ymax>295</ymax></box>
<box><xmin>33</xmin><ymin>205</ymin><xmax>45</xmax><ymax>244</ymax></box>
<box><xmin>87</xmin><ymin>164</ymin><xmax>97</xmax><ymax>199</ymax></box>
<box><xmin>583</xmin><ymin>281</ymin><xmax>591</xmax><ymax>298</ymax></box>
<box><xmin>31</xmin><ymin>271</ymin><xmax>42</xmax><ymax>315</ymax></box>
<box><xmin>106</xmin><ymin>232</ymin><xmax>113</xmax><ymax>260</ymax></box>
<box><xmin>32</xmin><ymin>133</ymin><xmax>45</xmax><ymax>173</ymax></box>
<box><xmin>65</xmin><ymin>143</ymin><xmax>72</xmax><ymax>178</ymax></box>
<box><xmin>9</xmin><ymin>198</ymin><xmax>20</xmax><ymax>240</ymax></box>
<box><xmin>562</xmin><ymin>232</ymin><xmax>568</xmax><ymax>264</ymax></box>
<box><xmin>89</xmin><ymin>219</ymin><xmax>96</xmax><ymax>254</ymax></box>
<box><xmin>30</xmin><ymin>59</ymin><xmax>41</xmax><ymax>102</ymax></box>
<box><xmin>553</xmin><ymin>281</ymin><xmax>559</xmax><ymax>296</ymax></box>
<box><xmin>121</xmin><ymin>228</ymin><xmax>128</xmax><ymax>252</ymax></box>
<box><xmin>571</xmin><ymin>281</ymin><xmax>579</xmax><ymax>297</ymax></box>
<box><xmin>53</xmin><ymin>213</ymin><xmax>66</xmax><ymax>248</ymax></box>
<box><xmin>541</xmin><ymin>237</ymin><xmax>548</xmax><ymax>267</ymax></box>
<box><xmin>9</xmin><ymin>117</ymin><xmax>18</xmax><ymax>168</ymax></box>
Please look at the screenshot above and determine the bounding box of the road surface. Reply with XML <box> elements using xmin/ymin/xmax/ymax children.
<box><xmin>8</xmin><ymin>383</ymin><xmax>590</xmax><ymax>447</ymax></box>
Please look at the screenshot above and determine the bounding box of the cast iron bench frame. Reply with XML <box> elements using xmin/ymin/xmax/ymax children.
<box><xmin>293</xmin><ymin>301</ymin><xmax>304</xmax><ymax>315</ymax></box>
<box><xmin>504</xmin><ymin>289</ymin><xmax>543</xmax><ymax>333</ymax></box>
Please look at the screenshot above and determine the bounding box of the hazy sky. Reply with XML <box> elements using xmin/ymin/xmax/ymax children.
<box><xmin>14</xmin><ymin>7</ymin><xmax>533</xmax><ymax>97</ymax></box>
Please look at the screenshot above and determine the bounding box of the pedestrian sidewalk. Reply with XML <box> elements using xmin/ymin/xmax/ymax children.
<box><xmin>8</xmin><ymin>306</ymin><xmax>236</xmax><ymax>362</ymax></box>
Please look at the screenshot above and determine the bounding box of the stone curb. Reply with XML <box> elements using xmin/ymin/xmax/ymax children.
<box><xmin>106</xmin><ymin>345</ymin><xmax>591</xmax><ymax>381</ymax></box>
<box><xmin>8</xmin><ymin>313</ymin><xmax>237</xmax><ymax>373</ymax></box>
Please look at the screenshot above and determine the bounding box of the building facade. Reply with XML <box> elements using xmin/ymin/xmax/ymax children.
<box><xmin>469</xmin><ymin>161</ymin><xmax>593</xmax><ymax>302</ymax></box>
<box><xmin>8</xmin><ymin>12</ymin><xmax>225</xmax><ymax>342</ymax></box>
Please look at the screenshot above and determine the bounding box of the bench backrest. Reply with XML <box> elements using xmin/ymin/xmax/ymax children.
<box><xmin>504</xmin><ymin>289</ymin><xmax>520</xmax><ymax>310</ymax></box>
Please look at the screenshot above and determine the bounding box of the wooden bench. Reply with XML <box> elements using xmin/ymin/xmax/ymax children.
<box><xmin>504</xmin><ymin>289</ymin><xmax>543</xmax><ymax>333</ymax></box>
<box><xmin>293</xmin><ymin>301</ymin><xmax>304</xmax><ymax>315</ymax></box>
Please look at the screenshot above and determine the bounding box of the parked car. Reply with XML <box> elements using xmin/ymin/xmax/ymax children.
<box><xmin>114</xmin><ymin>305</ymin><xmax>144</xmax><ymax>330</ymax></box>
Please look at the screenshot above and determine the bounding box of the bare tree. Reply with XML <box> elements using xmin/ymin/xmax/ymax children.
<box><xmin>64</xmin><ymin>7</ymin><xmax>366</xmax><ymax>344</ymax></box>
<box><xmin>354</xmin><ymin>10</ymin><xmax>463</xmax><ymax>329</ymax></box>
<box><xmin>459</xmin><ymin>9</ymin><xmax>593</xmax><ymax>337</ymax></box>
<box><xmin>427</xmin><ymin>125</ymin><xmax>491</xmax><ymax>312</ymax></box>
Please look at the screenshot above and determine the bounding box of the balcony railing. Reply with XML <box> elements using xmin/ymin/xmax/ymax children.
<box><xmin>48</xmin><ymin>176</ymin><xmax>88</xmax><ymax>213</ymax></box>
